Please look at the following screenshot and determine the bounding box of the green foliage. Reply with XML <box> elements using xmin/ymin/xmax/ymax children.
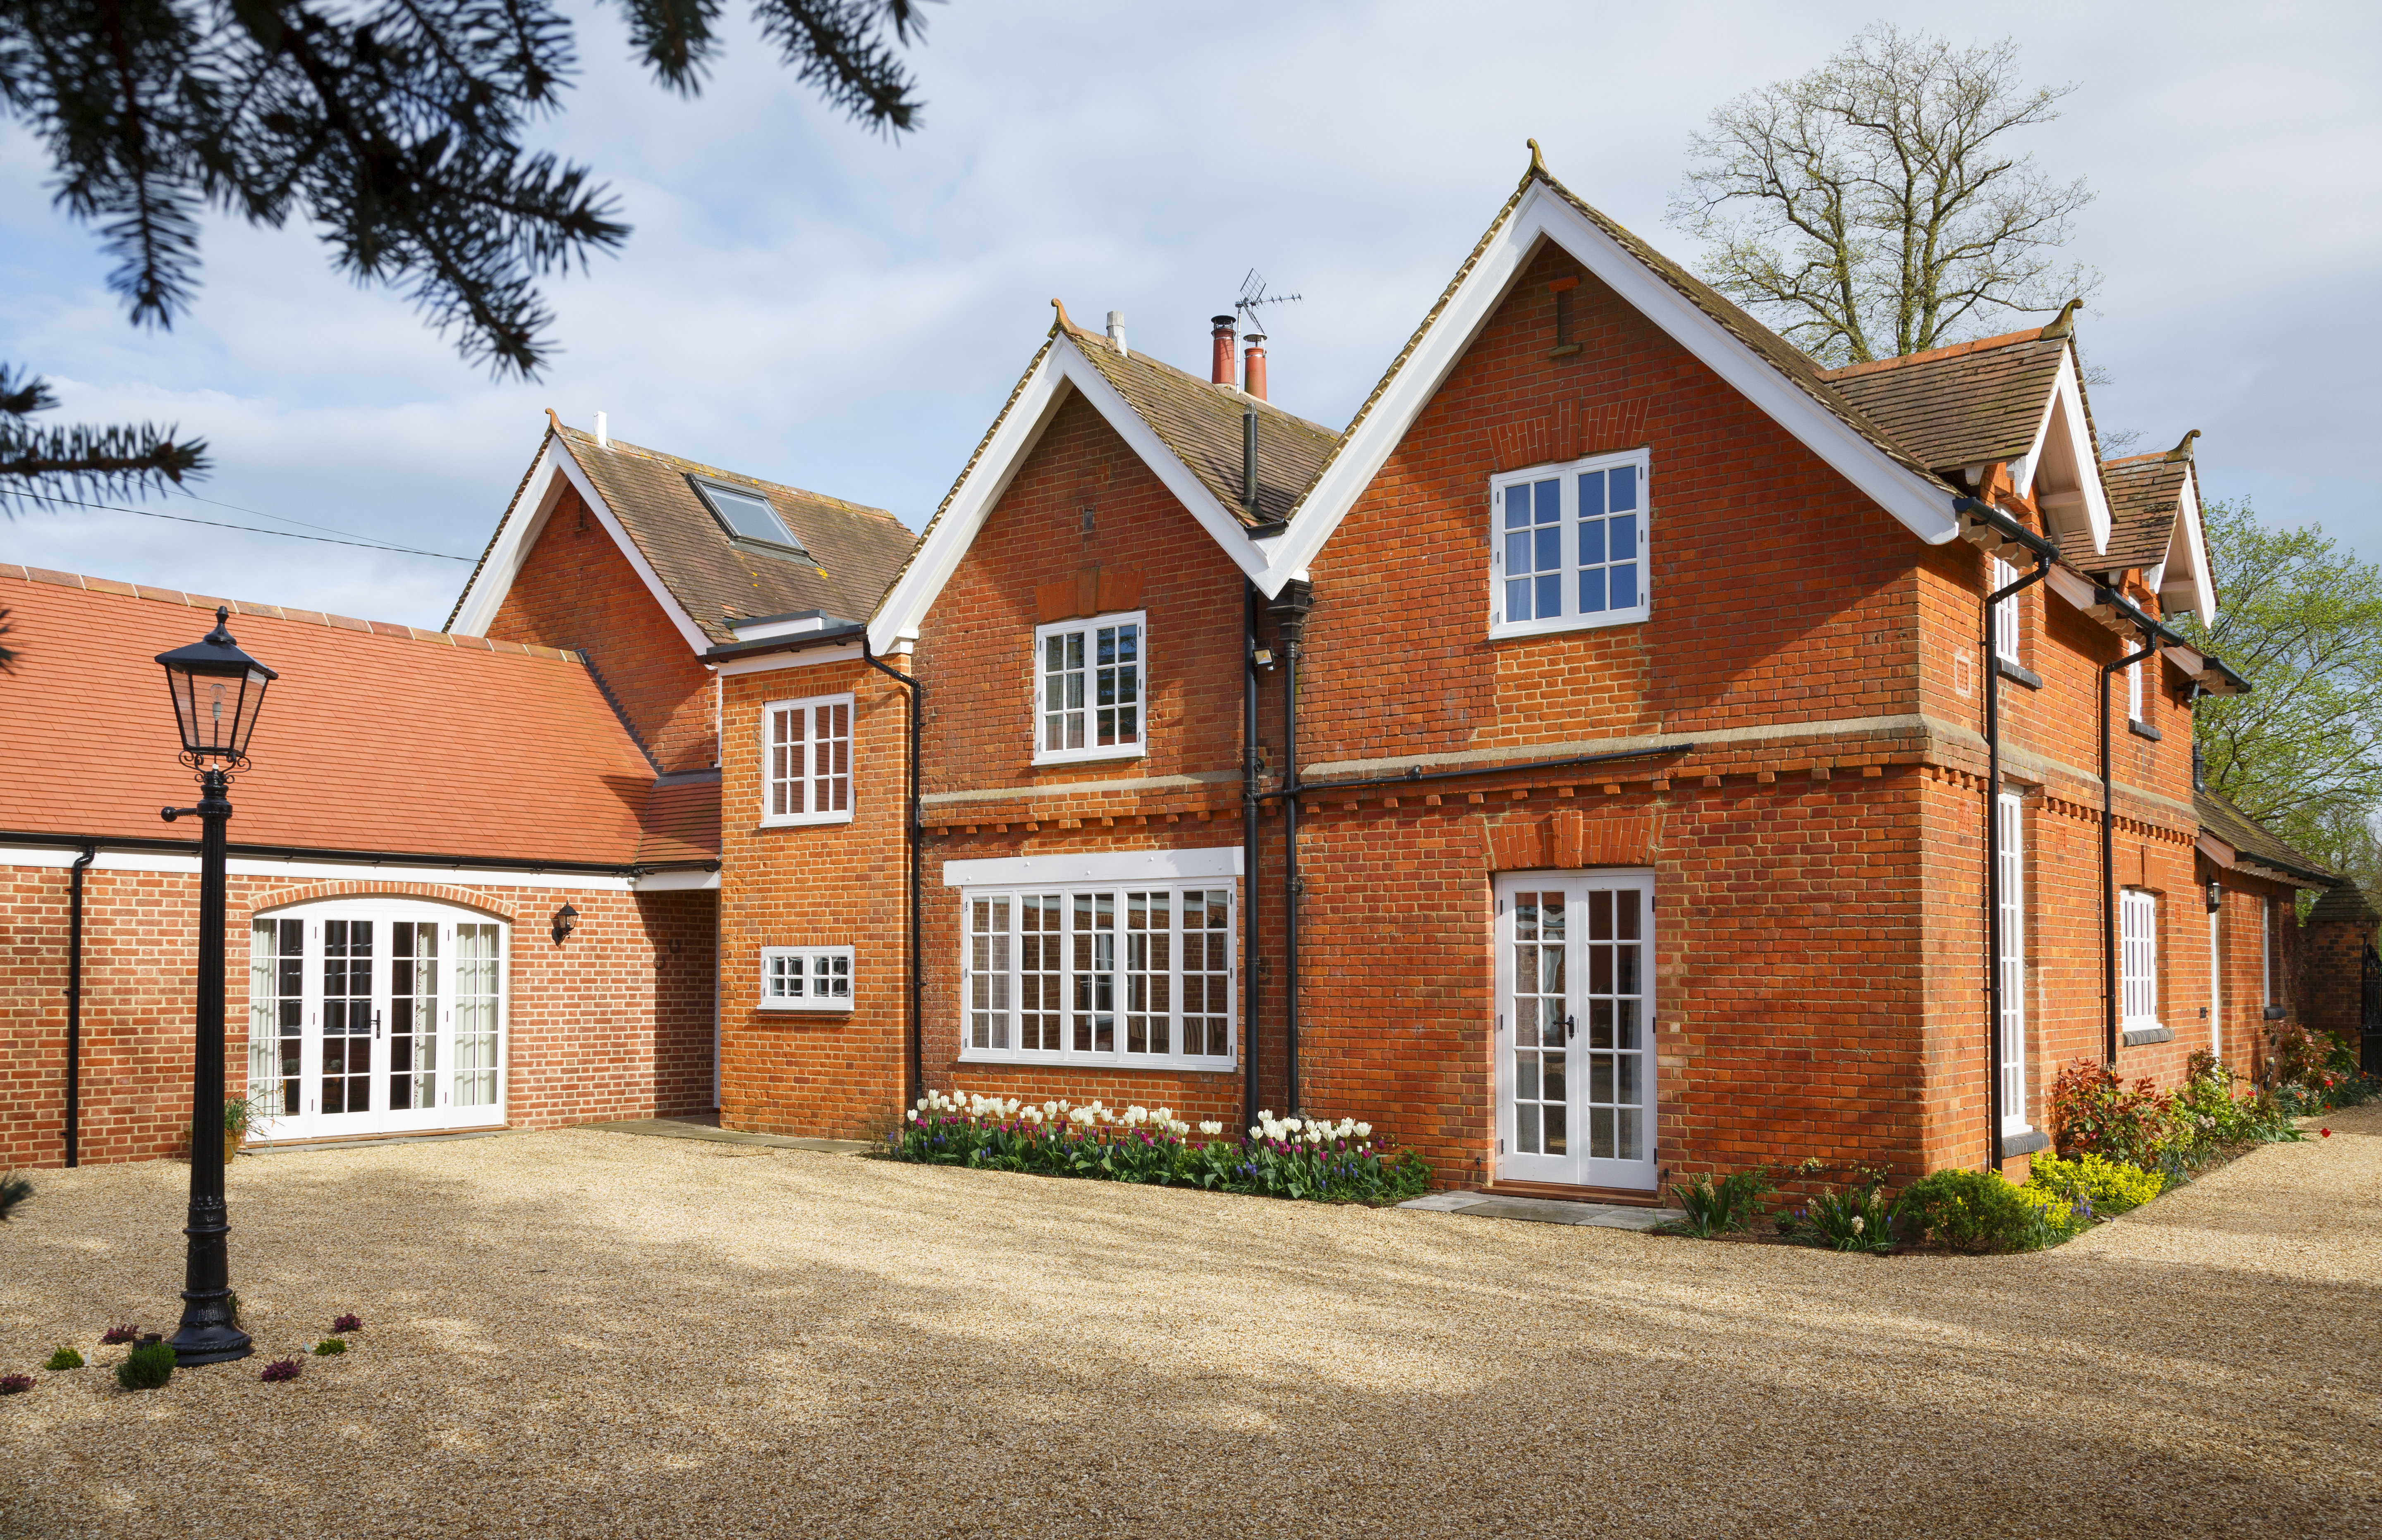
<box><xmin>887</xmin><ymin>1094</ymin><xmax>1432</xmax><ymax>1207</ymax></box>
<box><xmin>2048</xmin><ymin>1060</ymin><xmax>2176</xmax><ymax>1168</ymax></box>
<box><xmin>43</xmin><ymin>1346</ymin><xmax>83</xmax><ymax>1371</ymax></box>
<box><xmin>2169</xmin><ymin>1053</ymin><xmax>2300</xmax><ymax>1162</ymax></box>
<box><xmin>115</xmin><ymin>1341</ymin><xmax>175</xmax><ymax>1390</ymax></box>
<box><xmin>312</xmin><ymin>1338</ymin><xmax>347</xmax><ymax>1356</ymax></box>
<box><xmin>2180</xmin><ymin>499</ymin><xmax>2382</xmax><ymax>891</ymax></box>
<box><xmin>0</xmin><ymin>1170</ymin><xmax>31</xmax><ymax>1222</ymax></box>
<box><xmin>1775</xmin><ymin>1165</ymin><xmax>1898</xmax><ymax>1253</ymax></box>
<box><xmin>2023</xmin><ymin>1152</ymin><xmax>2164</xmax><ymax>1216</ymax></box>
<box><xmin>1897</xmin><ymin>1168</ymin><xmax>2075</xmax><ymax>1253</ymax></box>
<box><xmin>1668</xmin><ymin>1163</ymin><xmax>1780</xmax><ymax>1237</ymax></box>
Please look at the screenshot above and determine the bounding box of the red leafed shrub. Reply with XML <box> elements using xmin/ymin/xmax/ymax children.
<box><xmin>2050</xmin><ymin>1060</ymin><xmax>2175</xmax><ymax>1168</ymax></box>
<box><xmin>330</xmin><ymin>1313</ymin><xmax>362</xmax><ymax>1334</ymax></box>
<box><xmin>259</xmin><ymin>1357</ymin><xmax>304</xmax><ymax>1382</ymax></box>
<box><xmin>99</xmin><ymin>1324</ymin><xmax>139</xmax><ymax>1345</ymax></box>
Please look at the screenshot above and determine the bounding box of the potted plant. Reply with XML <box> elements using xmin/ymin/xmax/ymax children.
<box><xmin>191</xmin><ymin>1096</ymin><xmax>261</xmax><ymax>1165</ymax></box>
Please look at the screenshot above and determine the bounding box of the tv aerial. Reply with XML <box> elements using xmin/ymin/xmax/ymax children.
<box><xmin>1234</xmin><ymin>269</ymin><xmax>1302</xmax><ymax>332</ymax></box>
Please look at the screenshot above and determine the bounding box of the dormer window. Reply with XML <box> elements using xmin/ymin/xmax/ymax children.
<box><xmin>691</xmin><ymin>477</ymin><xmax>813</xmax><ymax>561</ymax></box>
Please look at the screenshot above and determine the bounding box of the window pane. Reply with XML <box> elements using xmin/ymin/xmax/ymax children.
<box><xmin>1610</xmin><ymin>513</ymin><xmax>1636</xmax><ymax>559</ymax></box>
<box><xmin>1533</xmin><ymin>479</ymin><xmax>1560</xmax><ymax>524</ymax></box>
<box><xmin>1609</xmin><ymin>562</ymin><xmax>1638</xmax><ymax>610</ymax></box>
<box><xmin>1607</xmin><ymin>464</ymin><xmax>1636</xmax><ymax>511</ymax></box>
<box><xmin>1579</xmin><ymin>567</ymin><xmax>1606</xmax><ymax>614</ymax></box>
<box><xmin>1506</xmin><ymin>577</ymin><xmax>1533</xmax><ymax>623</ymax></box>
<box><xmin>1579</xmin><ymin>469</ymin><xmax>1605</xmax><ymax>518</ymax></box>
<box><xmin>1505</xmin><ymin>485</ymin><xmax>1532</xmax><ymax>528</ymax></box>
<box><xmin>1535</xmin><ymin>574</ymin><xmax>1560</xmax><ymax>619</ymax></box>
<box><xmin>1579</xmin><ymin>518</ymin><xmax>1605</xmax><ymax>567</ymax></box>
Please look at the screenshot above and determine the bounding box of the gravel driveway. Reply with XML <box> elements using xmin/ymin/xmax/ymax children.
<box><xmin>4</xmin><ymin>1105</ymin><xmax>2379</xmax><ymax>1539</ymax></box>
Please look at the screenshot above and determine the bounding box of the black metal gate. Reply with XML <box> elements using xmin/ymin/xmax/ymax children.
<box><xmin>2361</xmin><ymin>942</ymin><xmax>2381</xmax><ymax>1075</ymax></box>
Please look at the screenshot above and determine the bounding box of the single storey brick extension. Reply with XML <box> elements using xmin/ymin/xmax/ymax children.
<box><xmin>5</xmin><ymin>150</ymin><xmax>2365</xmax><ymax>1196</ymax></box>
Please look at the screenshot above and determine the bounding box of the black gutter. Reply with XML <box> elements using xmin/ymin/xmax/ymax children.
<box><xmin>65</xmin><ymin>843</ymin><xmax>95</xmax><ymax>1168</ymax></box>
<box><xmin>2101</xmin><ymin>623</ymin><xmax>2163</xmax><ymax>1067</ymax></box>
<box><xmin>1985</xmin><ymin>547</ymin><xmax>2052</xmax><ymax>1170</ymax></box>
<box><xmin>1954</xmin><ymin>496</ymin><xmax>2060</xmax><ymax>561</ymax></box>
<box><xmin>1268</xmin><ymin>580</ymin><xmax>1313</xmax><ymax>1115</ymax></box>
<box><xmin>1257</xmin><ymin>741</ymin><xmax>1698</xmax><ymax>802</ymax></box>
<box><xmin>1241</xmin><ymin>583</ymin><xmax>1263</xmax><ymax>1134</ymax></box>
<box><xmin>862</xmin><ymin>639</ymin><xmax>926</xmax><ymax>1115</ymax></box>
<box><xmin>701</xmin><ymin>623</ymin><xmax>865</xmax><ymax>665</ymax></box>
<box><xmin>0</xmin><ymin>831</ymin><xmax>716</xmax><ymax>879</ymax></box>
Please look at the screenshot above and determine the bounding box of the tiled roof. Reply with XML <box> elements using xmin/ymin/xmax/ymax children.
<box><xmin>2081</xmin><ymin>454</ymin><xmax>2190</xmax><ymax>571</ymax></box>
<box><xmin>1065</xmin><ymin>326</ymin><xmax>1340</xmax><ymax>526</ymax></box>
<box><xmin>2196</xmin><ymin>787</ymin><xmax>2339</xmax><ymax>886</ymax></box>
<box><xmin>1821</xmin><ymin>332</ymin><xmax>2069</xmax><ymax>472</ymax></box>
<box><xmin>1</xmin><ymin>566</ymin><xmax>711</xmax><ymax>867</ymax></box>
<box><xmin>454</xmin><ymin>425</ymin><xmax>919</xmax><ymax>647</ymax></box>
<box><xmin>638</xmin><ymin>774</ymin><xmax>722</xmax><ymax>864</ymax></box>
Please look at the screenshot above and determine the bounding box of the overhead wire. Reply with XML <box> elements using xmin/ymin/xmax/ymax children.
<box><xmin>13</xmin><ymin>490</ymin><xmax>473</xmax><ymax>559</ymax></box>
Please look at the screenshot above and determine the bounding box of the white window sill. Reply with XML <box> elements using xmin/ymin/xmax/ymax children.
<box><xmin>1488</xmin><ymin>608</ymin><xmax>1649</xmax><ymax>642</ymax></box>
<box><xmin>759</xmin><ymin>811</ymin><xmax>854</xmax><ymax>828</ymax></box>
<box><xmin>1030</xmin><ymin>745</ymin><xmax>1146</xmax><ymax>768</ymax></box>
<box><xmin>957</xmin><ymin>1049</ymin><xmax>1234</xmax><ymax>1072</ymax></box>
<box><xmin>759</xmin><ymin>1002</ymin><xmax>853</xmax><ymax>1014</ymax></box>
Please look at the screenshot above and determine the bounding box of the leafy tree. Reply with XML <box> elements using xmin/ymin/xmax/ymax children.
<box><xmin>0</xmin><ymin>0</ymin><xmax>932</xmax><ymax>508</ymax></box>
<box><xmin>1668</xmin><ymin>22</ymin><xmax>2097</xmax><ymax>368</ymax></box>
<box><xmin>2184</xmin><ymin>497</ymin><xmax>2382</xmax><ymax>900</ymax></box>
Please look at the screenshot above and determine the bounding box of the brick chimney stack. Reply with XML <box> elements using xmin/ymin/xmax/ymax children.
<box><xmin>1243</xmin><ymin>332</ymin><xmax>1268</xmax><ymax>401</ymax></box>
<box><xmin>1210</xmin><ymin>315</ymin><xmax>1238</xmax><ymax>386</ymax></box>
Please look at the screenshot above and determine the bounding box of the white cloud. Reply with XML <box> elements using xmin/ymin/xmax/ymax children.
<box><xmin>5</xmin><ymin>0</ymin><xmax>2379</xmax><ymax>630</ymax></box>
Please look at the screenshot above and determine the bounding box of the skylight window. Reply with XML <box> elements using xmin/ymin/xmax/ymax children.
<box><xmin>690</xmin><ymin>477</ymin><xmax>811</xmax><ymax>560</ymax></box>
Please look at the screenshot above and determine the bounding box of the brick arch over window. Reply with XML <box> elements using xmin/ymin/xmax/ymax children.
<box><xmin>246</xmin><ymin>881</ymin><xmax>524</xmax><ymax>923</ymax></box>
<box><xmin>1480</xmin><ymin>809</ymin><xmax>1655</xmax><ymax>871</ymax></box>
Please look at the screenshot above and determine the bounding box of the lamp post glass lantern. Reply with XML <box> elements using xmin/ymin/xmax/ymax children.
<box><xmin>156</xmin><ymin>607</ymin><xmax>276</xmax><ymax>1365</ymax></box>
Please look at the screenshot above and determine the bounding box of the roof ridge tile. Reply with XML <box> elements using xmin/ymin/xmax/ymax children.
<box><xmin>1818</xmin><ymin>328</ymin><xmax>2051</xmax><ymax>380</ymax></box>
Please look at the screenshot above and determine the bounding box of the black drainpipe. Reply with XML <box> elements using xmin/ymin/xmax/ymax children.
<box><xmin>1268</xmin><ymin>579</ymin><xmax>1313</xmax><ymax>1115</ymax></box>
<box><xmin>863</xmin><ymin>639</ymin><xmax>925</xmax><ymax>1113</ymax></box>
<box><xmin>65</xmin><ymin>843</ymin><xmax>96</xmax><ymax>1168</ymax></box>
<box><xmin>2100</xmin><ymin>618</ymin><xmax>2162</xmax><ymax>1068</ymax></box>
<box><xmin>1978</xmin><ymin>528</ymin><xmax>2052</xmax><ymax>1172</ymax></box>
<box><xmin>1241</xmin><ymin>582</ymin><xmax>1264</xmax><ymax>1133</ymax></box>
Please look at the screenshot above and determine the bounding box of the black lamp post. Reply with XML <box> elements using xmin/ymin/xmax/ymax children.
<box><xmin>156</xmin><ymin>606</ymin><xmax>276</xmax><ymax>1366</ymax></box>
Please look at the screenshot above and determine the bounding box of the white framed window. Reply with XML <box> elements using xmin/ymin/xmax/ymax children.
<box><xmin>1489</xmin><ymin>449</ymin><xmax>1650</xmax><ymax>639</ymax></box>
<box><xmin>2121</xmin><ymin>888</ymin><xmax>2160</xmax><ymax>1030</ymax></box>
<box><xmin>2127</xmin><ymin>658</ymin><xmax>2145</xmax><ymax>723</ymax></box>
<box><xmin>959</xmin><ymin>881</ymin><xmax>1232</xmax><ymax>1067</ymax></box>
<box><xmin>1033</xmin><ymin>611</ymin><xmax>1144</xmax><ymax>763</ymax></box>
<box><xmin>760</xmin><ymin>945</ymin><xmax>854</xmax><ymax>1012</ymax></box>
<box><xmin>1996</xmin><ymin>793</ymin><xmax>2029</xmax><ymax>1133</ymax></box>
<box><xmin>1990</xmin><ymin>557</ymin><xmax>2022</xmax><ymax>664</ymax></box>
<box><xmin>763</xmin><ymin>692</ymin><xmax>853</xmax><ymax>825</ymax></box>
<box><xmin>2261</xmin><ymin>900</ymin><xmax>2276</xmax><ymax>1007</ymax></box>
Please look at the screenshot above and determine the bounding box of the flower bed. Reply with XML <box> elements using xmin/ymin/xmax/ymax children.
<box><xmin>885</xmin><ymin>1094</ymin><xmax>1431</xmax><ymax>1205</ymax></box>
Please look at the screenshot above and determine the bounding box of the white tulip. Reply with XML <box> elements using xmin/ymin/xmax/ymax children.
<box><xmin>1355</xmin><ymin>1122</ymin><xmax>1372</xmax><ymax>1138</ymax></box>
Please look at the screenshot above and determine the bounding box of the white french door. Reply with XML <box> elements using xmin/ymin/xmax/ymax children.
<box><xmin>1494</xmin><ymin>870</ymin><xmax>1657</xmax><ymax>1190</ymax></box>
<box><xmin>248</xmin><ymin>900</ymin><xmax>508</xmax><ymax>1141</ymax></box>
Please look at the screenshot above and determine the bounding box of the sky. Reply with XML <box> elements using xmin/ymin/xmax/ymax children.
<box><xmin>5</xmin><ymin>1</ymin><xmax>2379</xmax><ymax>632</ymax></box>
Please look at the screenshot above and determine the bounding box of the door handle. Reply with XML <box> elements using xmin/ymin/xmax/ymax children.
<box><xmin>1563</xmin><ymin>1014</ymin><xmax>1577</xmax><ymax>1041</ymax></box>
<box><xmin>374</xmin><ymin>1010</ymin><xmax>383</xmax><ymax>1041</ymax></box>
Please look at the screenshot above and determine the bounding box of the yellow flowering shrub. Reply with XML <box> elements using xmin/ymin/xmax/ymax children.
<box><xmin>2024</xmin><ymin>1152</ymin><xmax>2165</xmax><ymax>1216</ymax></box>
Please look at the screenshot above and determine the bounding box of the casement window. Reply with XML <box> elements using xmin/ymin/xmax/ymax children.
<box><xmin>2120</xmin><ymin>888</ymin><xmax>2160</xmax><ymax>1030</ymax></box>
<box><xmin>1996</xmin><ymin>793</ymin><xmax>2029</xmax><ymax>1133</ymax></box>
<box><xmin>1990</xmin><ymin>557</ymin><xmax>2022</xmax><ymax>664</ymax></box>
<box><xmin>960</xmin><ymin>882</ymin><xmax>1232</xmax><ymax>1067</ymax></box>
<box><xmin>763</xmin><ymin>692</ymin><xmax>853</xmax><ymax>825</ymax></box>
<box><xmin>1033</xmin><ymin>612</ymin><xmax>1143</xmax><ymax>764</ymax></box>
<box><xmin>1488</xmin><ymin>450</ymin><xmax>1650</xmax><ymax>639</ymax></box>
<box><xmin>760</xmin><ymin>945</ymin><xmax>854</xmax><ymax>1012</ymax></box>
<box><xmin>2261</xmin><ymin>900</ymin><xmax>2276</xmax><ymax>1007</ymax></box>
<box><xmin>2127</xmin><ymin>658</ymin><xmax>2145</xmax><ymax>723</ymax></box>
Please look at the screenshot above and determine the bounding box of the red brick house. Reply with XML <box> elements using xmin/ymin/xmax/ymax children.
<box><xmin>6</xmin><ymin>151</ymin><xmax>2357</xmax><ymax>1186</ymax></box>
<box><xmin>696</xmin><ymin>150</ymin><xmax>2344</xmax><ymax>1195</ymax></box>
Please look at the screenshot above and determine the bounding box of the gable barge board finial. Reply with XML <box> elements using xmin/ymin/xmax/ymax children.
<box><xmin>2166</xmin><ymin>428</ymin><xmax>2201</xmax><ymax>462</ymax></box>
<box><xmin>1526</xmin><ymin>137</ymin><xmax>1547</xmax><ymax>176</ymax></box>
<box><xmin>2038</xmin><ymin>298</ymin><xmax>2084</xmax><ymax>340</ymax></box>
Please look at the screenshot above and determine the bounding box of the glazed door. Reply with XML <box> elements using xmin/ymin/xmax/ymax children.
<box><xmin>1494</xmin><ymin>871</ymin><xmax>1656</xmax><ymax>1190</ymax></box>
<box><xmin>249</xmin><ymin>905</ymin><xmax>507</xmax><ymax>1140</ymax></box>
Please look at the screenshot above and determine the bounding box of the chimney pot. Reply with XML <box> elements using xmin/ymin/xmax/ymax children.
<box><xmin>1210</xmin><ymin>315</ymin><xmax>1238</xmax><ymax>387</ymax></box>
<box><xmin>1106</xmin><ymin>311</ymin><xmax>1128</xmax><ymax>357</ymax></box>
<box><xmin>595</xmin><ymin>411</ymin><xmax>609</xmax><ymax>448</ymax></box>
<box><xmin>1243</xmin><ymin>332</ymin><xmax>1268</xmax><ymax>402</ymax></box>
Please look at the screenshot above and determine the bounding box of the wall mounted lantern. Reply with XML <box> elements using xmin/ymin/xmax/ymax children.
<box><xmin>2207</xmin><ymin>880</ymin><xmax>2223</xmax><ymax>913</ymax></box>
<box><xmin>552</xmin><ymin>903</ymin><xmax>580</xmax><ymax>945</ymax></box>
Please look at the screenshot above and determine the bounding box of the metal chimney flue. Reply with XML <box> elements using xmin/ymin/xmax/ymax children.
<box><xmin>1210</xmin><ymin>315</ymin><xmax>1238</xmax><ymax>386</ymax></box>
<box><xmin>1107</xmin><ymin>311</ymin><xmax>1128</xmax><ymax>358</ymax></box>
<box><xmin>595</xmin><ymin>411</ymin><xmax>609</xmax><ymax>448</ymax></box>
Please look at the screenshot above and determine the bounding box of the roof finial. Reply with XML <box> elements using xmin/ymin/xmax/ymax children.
<box><xmin>2166</xmin><ymin>428</ymin><xmax>2201</xmax><ymax>462</ymax></box>
<box><xmin>1050</xmin><ymin>298</ymin><xmax>1081</xmax><ymax>337</ymax></box>
<box><xmin>1526</xmin><ymin>138</ymin><xmax>1547</xmax><ymax>177</ymax></box>
<box><xmin>545</xmin><ymin>406</ymin><xmax>562</xmax><ymax>437</ymax></box>
<box><xmin>2038</xmin><ymin>298</ymin><xmax>2083</xmax><ymax>340</ymax></box>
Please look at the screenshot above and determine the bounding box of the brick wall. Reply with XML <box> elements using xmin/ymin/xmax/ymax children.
<box><xmin>488</xmin><ymin>482</ymin><xmax>717</xmax><ymax>772</ymax></box>
<box><xmin>0</xmin><ymin>864</ymin><xmax>714</xmax><ymax>1168</ymax></box>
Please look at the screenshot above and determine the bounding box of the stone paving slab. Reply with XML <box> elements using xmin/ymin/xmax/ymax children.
<box><xmin>1397</xmin><ymin>1190</ymin><xmax>1684</xmax><ymax>1230</ymax></box>
<box><xmin>589</xmin><ymin>1115</ymin><xmax>875</xmax><ymax>1156</ymax></box>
